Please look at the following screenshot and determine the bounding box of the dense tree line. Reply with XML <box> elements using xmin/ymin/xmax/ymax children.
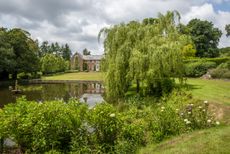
<box><xmin>0</xmin><ymin>26</ymin><xmax>72</xmax><ymax>79</ymax></box>
<box><xmin>39</xmin><ymin>41</ymin><xmax>71</xmax><ymax>61</ymax></box>
<box><xmin>39</xmin><ymin>41</ymin><xmax>72</xmax><ymax>74</ymax></box>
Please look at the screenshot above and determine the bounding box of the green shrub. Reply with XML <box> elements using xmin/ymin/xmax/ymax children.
<box><xmin>217</xmin><ymin>61</ymin><xmax>230</xmax><ymax>69</ymax></box>
<box><xmin>88</xmin><ymin>103</ymin><xmax>122</xmax><ymax>152</ymax></box>
<box><xmin>185</xmin><ymin>61</ymin><xmax>217</xmax><ymax>77</ymax></box>
<box><xmin>223</xmin><ymin>71</ymin><xmax>230</xmax><ymax>78</ymax></box>
<box><xmin>17</xmin><ymin>72</ymin><xmax>32</xmax><ymax>79</ymax></box>
<box><xmin>41</xmin><ymin>54</ymin><xmax>68</xmax><ymax>74</ymax></box>
<box><xmin>0</xmin><ymin>93</ymin><xmax>220</xmax><ymax>153</ymax></box>
<box><xmin>210</xmin><ymin>68</ymin><xmax>229</xmax><ymax>79</ymax></box>
<box><xmin>150</xmin><ymin>106</ymin><xmax>185</xmax><ymax>142</ymax></box>
<box><xmin>0</xmin><ymin>97</ymin><xmax>88</xmax><ymax>153</ymax></box>
<box><xmin>184</xmin><ymin>57</ymin><xmax>230</xmax><ymax>65</ymax></box>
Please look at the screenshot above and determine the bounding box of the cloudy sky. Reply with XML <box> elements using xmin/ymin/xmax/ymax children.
<box><xmin>0</xmin><ymin>0</ymin><xmax>230</xmax><ymax>55</ymax></box>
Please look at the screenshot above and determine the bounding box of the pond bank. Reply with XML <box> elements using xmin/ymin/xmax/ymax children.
<box><xmin>28</xmin><ymin>79</ymin><xmax>103</xmax><ymax>84</ymax></box>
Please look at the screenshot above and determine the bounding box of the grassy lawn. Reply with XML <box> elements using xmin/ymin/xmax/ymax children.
<box><xmin>42</xmin><ymin>72</ymin><xmax>103</xmax><ymax>81</ymax></box>
<box><xmin>140</xmin><ymin>78</ymin><xmax>230</xmax><ymax>154</ymax></box>
<box><xmin>186</xmin><ymin>78</ymin><xmax>230</xmax><ymax>105</ymax></box>
<box><xmin>138</xmin><ymin>126</ymin><xmax>230</xmax><ymax>154</ymax></box>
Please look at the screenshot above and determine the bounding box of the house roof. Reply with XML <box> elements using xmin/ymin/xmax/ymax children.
<box><xmin>82</xmin><ymin>55</ymin><xmax>103</xmax><ymax>60</ymax></box>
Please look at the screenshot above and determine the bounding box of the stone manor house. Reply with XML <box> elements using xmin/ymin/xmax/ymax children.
<box><xmin>70</xmin><ymin>52</ymin><xmax>103</xmax><ymax>71</ymax></box>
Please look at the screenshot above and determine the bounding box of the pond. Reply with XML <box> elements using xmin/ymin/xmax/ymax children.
<box><xmin>0</xmin><ymin>81</ymin><xmax>104</xmax><ymax>108</ymax></box>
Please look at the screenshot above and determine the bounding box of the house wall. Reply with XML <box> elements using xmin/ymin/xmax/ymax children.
<box><xmin>70</xmin><ymin>53</ymin><xmax>84</xmax><ymax>71</ymax></box>
<box><xmin>71</xmin><ymin>52</ymin><xmax>101</xmax><ymax>72</ymax></box>
<box><xmin>84</xmin><ymin>60</ymin><xmax>100</xmax><ymax>71</ymax></box>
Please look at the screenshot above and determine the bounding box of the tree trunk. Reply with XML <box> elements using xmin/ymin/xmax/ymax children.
<box><xmin>12</xmin><ymin>71</ymin><xmax>17</xmax><ymax>80</ymax></box>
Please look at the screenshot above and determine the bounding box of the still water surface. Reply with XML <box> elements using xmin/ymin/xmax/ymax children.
<box><xmin>0</xmin><ymin>81</ymin><xmax>104</xmax><ymax>108</ymax></box>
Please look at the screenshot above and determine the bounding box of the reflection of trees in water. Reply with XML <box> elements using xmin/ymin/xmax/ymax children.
<box><xmin>40</xmin><ymin>84</ymin><xmax>69</xmax><ymax>101</ymax></box>
<box><xmin>0</xmin><ymin>82</ymin><xmax>105</xmax><ymax>107</ymax></box>
<box><xmin>39</xmin><ymin>82</ymin><xmax>104</xmax><ymax>102</ymax></box>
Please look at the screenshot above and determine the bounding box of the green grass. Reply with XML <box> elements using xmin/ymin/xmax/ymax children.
<box><xmin>140</xmin><ymin>78</ymin><xmax>230</xmax><ymax>154</ymax></box>
<box><xmin>186</xmin><ymin>78</ymin><xmax>230</xmax><ymax>105</ymax></box>
<box><xmin>42</xmin><ymin>72</ymin><xmax>103</xmax><ymax>81</ymax></box>
<box><xmin>138</xmin><ymin>126</ymin><xmax>230</xmax><ymax>154</ymax></box>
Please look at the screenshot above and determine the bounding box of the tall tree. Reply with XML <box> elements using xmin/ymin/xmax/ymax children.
<box><xmin>83</xmin><ymin>48</ymin><xmax>91</xmax><ymax>55</ymax></box>
<box><xmin>0</xmin><ymin>28</ymin><xmax>15</xmax><ymax>79</ymax></box>
<box><xmin>62</xmin><ymin>44</ymin><xmax>72</xmax><ymax>60</ymax></box>
<box><xmin>6</xmin><ymin>28</ymin><xmax>40</xmax><ymax>79</ymax></box>
<box><xmin>186</xmin><ymin>19</ymin><xmax>222</xmax><ymax>57</ymax></box>
<box><xmin>226</xmin><ymin>24</ymin><xmax>230</xmax><ymax>37</ymax></box>
<box><xmin>99</xmin><ymin>11</ymin><xmax>191</xmax><ymax>101</ymax></box>
<box><xmin>39</xmin><ymin>41</ymin><xmax>50</xmax><ymax>57</ymax></box>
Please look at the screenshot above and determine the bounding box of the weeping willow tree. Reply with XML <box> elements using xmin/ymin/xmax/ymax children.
<box><xmin>99</xmin><ymin>11</ymin><xmax>195</xmax><ymax>101</ymax></box>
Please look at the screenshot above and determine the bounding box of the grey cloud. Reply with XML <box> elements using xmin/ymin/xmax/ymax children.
<box><xmin>0</xmin><ymin>0</ymin><xmax>229</xmax><ymax>54</ymax></box>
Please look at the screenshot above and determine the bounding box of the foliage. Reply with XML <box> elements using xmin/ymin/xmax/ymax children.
<box><xmin>210</xmin><ymin>61</ymin><xmax>230</xmax><ymax>79</ymax></box>
<box><xmin>41</xmin><ymin>54</ymin><xmax>68</xmax><ymax>74</ymax></box>
<box><xmin>0</xmin><ymin>92</ymin><xmax>220</xmax><ymax>153</ymax></box>
<box><xmin>185</xmin><ymin>19</ymin><xmax>222</xmax><ymax>57</ymax></box>
<box><xmin>82</xmin><ymin>48</ymin><xmax>91</xmax><ymax>55</ymax></box>
<box><xmin>0</xmin><ymin>97</ymin><xmax>88</xmax><ymax>153</ymax></box>
<box><xmin>185</xmin><ymin>61</ymin><xmax>217</xmax><ymax>77</ymax></box>
<box><xmin>219</xmin><ymin>47</ymin><xmax>230</xmax><ymax>57</ymax></box>
<box><xmin>0</xmin><ymin>27</ymin><xmax>40</xmax><ymax>79</ymax></box>
<box><xmin>0</xmin><ymin>28</ymin><xmax>15</xmax><ymax>79</ymax></box>
<box><xmin>39</xmin><ymin>41</ymin><xmax>72</xmax><ymax>61</ymax></box>
<box><xmin>226</xmin><ymin>24</ymin><xmax>230</xmax><ymax>37</ymax></box>
<box><xmin>181</xmin><ymin>44</ymin><xmax>196</xmax><ymax>58</ymax></box>
<box><xmin>184</xmin><ymin>57</ymin><xmax>230</xmax><ymax>65</ymax></box>
<box><xmin>17</xmin><ymin>72</ymin><xmax>43</xmax><ymax>79</ymax></box>
<box><xmin>99</xmin><ymin>11</ymin><xmax>191</xmax><ymax>101</ymax></box>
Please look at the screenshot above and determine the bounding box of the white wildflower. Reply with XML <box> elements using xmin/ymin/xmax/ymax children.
<box><xmin>198</xmin><ymin>106</ymin><xmax>202</xmax><ymax>109</ymax></box>
<box><xmin>188</xmin><ymin>112</ymin><xmax>191</xmax><ymax>115</ymax></box>
<box><xmin>190</xmin><ymin>104</ymin><xmax>194</xmax><ymax>106</ymax></box>
<box><xmin>216</xmin><ymin>121</ymin><xmax>220</xmax><ymax>125</ymax></box>
<box><xmin>207</xmin><ymin>119</ymin><xmax>211</xmax><ymax>123</ymax></box>
<box><xmin>110</xmin><ymin>113</ymin><xmax>115</xmax><ymax>117</ymax></box>
<box><xmin>161</xmin><ymin>106</ymin><xmax>165</xmax><ymax>110</ymax></box>
<box><xmin>186</xmin><ymin>121</ymin><xmax>191</xmax><ymax>124</ymax></box>
<box><xmin>180</xmin><ymin>113</ymin><xmax>184</xmax><ymax>116</ymax></box>
<box><xmin>184</xmin><ymin>119</ymin><xmax>188</xmax><ymax>122</ymax></box>
<box><xmin>204</xmin><ymin>100</ymin><xmax>208</xmax><ymax>104</ymax></box>
<box><xmin>203</xmin><ymin>109</ymin><xmax>206</xmax><ymax>112</ymax></box>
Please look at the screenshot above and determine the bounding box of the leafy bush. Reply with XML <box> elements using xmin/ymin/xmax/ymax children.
<box><xmin>210</xmin><ymin>68</ymin><xmax>229</xmax><ymax>79</ymax></box>
<box><xmin>88</xmin><ymin>103</ymin><xmax>122</xmax><ymax>152</ymax></box>
<box><xmin>210</xmin><ymin>61</ymin><xmax>230</xmax><ymax>79</ymax></box>
<box><xmin>0</xmin><ymin>97</ymin><xmax>88</xmax><ymax>153</ymax></box>
<box><xmin>185</xmin><ymin>61</ymin><xmax>217</xmax><ymax>77</ymax></box>
<box><xmin>0</xmin><ymin>93</ymin><xmax>220</xmax><ymax>153</ymax></box>
<box><xmin>17</xmin><ymin>72</ymin><xmax>43</xmax><ymax>79</ymax></box>
<box><xmin>41</xmin><ymin>54</ymin><xmax>68</xmax><ymax>74</ymax></box>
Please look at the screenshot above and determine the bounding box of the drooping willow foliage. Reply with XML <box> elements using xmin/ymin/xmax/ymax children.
<box><xmin>99</xmin><ymin>11</ymin><xmax>195</xmax><ymax>101</ymax></box>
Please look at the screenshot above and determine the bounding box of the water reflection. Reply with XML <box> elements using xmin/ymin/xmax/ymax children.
<box><xmin>0</xmin><ymin>82</ymin><xmax>104</xmax><ymax>108</ymax></box>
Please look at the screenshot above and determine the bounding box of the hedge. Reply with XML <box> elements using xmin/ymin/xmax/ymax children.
<box><xmin>184</xmin><ymin>57</ymin><xmax>230</xmax><ymax>65</ymax></box>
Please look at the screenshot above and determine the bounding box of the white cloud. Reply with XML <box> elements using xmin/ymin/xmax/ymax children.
<box><xmin>0</xmin><ymin>0</ymin><xmax>229</xmax><ymax>54</ymax></box>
